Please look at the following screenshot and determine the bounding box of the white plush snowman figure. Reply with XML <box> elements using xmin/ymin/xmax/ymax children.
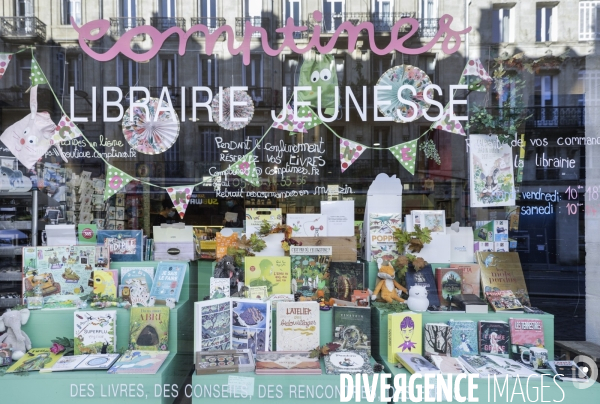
<box><xmin>406</xmin><ymin>285</ymin><xmax>429</xmax><ymax>312</ymax></box>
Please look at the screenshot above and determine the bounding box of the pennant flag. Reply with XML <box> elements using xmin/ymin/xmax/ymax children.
<box><xmin>459</xmin><ymin>58</ymin><xmax>492</xmax><ymax>91</ymax></box>
<box><xmin>51</xmin><ymin>115</ymin><xmax>83</xmax><ymax>143</ymax></box>
<box><xmin>296</xmin><ymin>105</ymin><xmax>322</xmax><ymax>130</ymax></box>
<box><xmin>104</xmin><ymin>165</ymin><xmax>136</xmax><ymax>200</ymax></box>
<box><xmin>229</xmin><ymin>153</ymin><xmax>260</xmax><ymax>187</ymax></box>
<box><xmin>430</xmin><ymin>104</ymin><xmax>466</xmax><ymax>136</ymax></box>
<box><xmin>0</xmin><ymin>53</ymin><xmax>13</xmax><ymax>80</ymax></box>
<box><xmin>167</xmin><ymin>185</ymin><xmax>193</xmax><ymax>219</ymax></box>
<box><xmin>272</xmin><ymin>104</ymin><xmax>308</xmax><ymax>134</ymax></box>
<box><xmin>30</xmin><ymin>58</ymin><xmax>48</xmax><ymax>86</ymax></box>
<box><xmin>389</xmin><ymin>139</ymin><xmax>418</xmax><ymax>175</ymax></box>
<box><xmin>339</xmin><ymin>138</ymin><xmax>366</xmax><ymax>173</ymax></box>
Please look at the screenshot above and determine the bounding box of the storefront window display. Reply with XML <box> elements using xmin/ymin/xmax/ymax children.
<box><xmin>0</xmin><ymin>1</ymin><xmax>599</xmax><ymax>402</ymax></box>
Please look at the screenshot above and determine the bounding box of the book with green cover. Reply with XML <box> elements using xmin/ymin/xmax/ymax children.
<box><xmin>332</xmin><ymin>306</ymin><xmax>371</xmax><ymax>356</ymax></box>
<box><xmin>388</xmin><ymin>312</ymin><xmax>422</xmax><ymax>363</ymax></box>
<box><xmin>244</xmin><ymin>256</ymin><xmax>291</xmax><ymax>296</ymax></box>
<box><xmin>74</xmin><ymin>310</ymin><xmax>117</xmax><ymax>355</ymax></box>
<box><xmin>289</xmin><ymin>246</ymin><xmax>332</xmax><ymax>298</ymax></box>
<box><xmin>477</xmin><ymin>251</ymin><xmax>531</xmax><ymax>306</ymax></box>
<box><xmin>129</xmin><ymin>306</ymin><xmax>170</xmax><ymax>351</ymax></box>
<box><xmin>6</xmin><ymin>348</ymin><xmax>65</xmax><ymax>373</ymax></box>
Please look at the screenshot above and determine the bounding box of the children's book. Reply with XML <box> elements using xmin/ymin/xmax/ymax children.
<box><xmin>129</xmin><ymin>307</ymin><xmax>170</xmax><ymax>351</ymax></box>
<box><xmin>424</xmin><ymin>323</ymin><xmax>452</xmax><ymax>357</ymax></box>
<box><xmin>388</xmin><ymin>312</ymin><xmax>422</xmax><ymax>362</ymax></box>
<box><xmin>396</xmin><ymin>353</ymin><xmax>441</xmax><ymax>374</ymax></box>
<box><xmin>287</xmin><ymin>214</ymin><xmax>328</xmax><ymax>237</ymax></box>
<box><xmin>329</xmin><ymin>262</ymin><xmax>365</xmax><ymax>301</ymax></box>
<box><xmin>509</xmin><ymin>318</ymin><xmax>545</xmax><ymax>361</ymax></box>
<box><xmin>477</xmin><ymin>252</ymin><xmax>530</xmax><ymax>306</ymax></box>
<box><xmin>324</xmin><ymin>350</ymin><xmax>373</xmax><ymax>375</ymax></box>
<box><xmin>449</xmin><ymin>263</ymin><xmax>481</xmax><ymax>297</ymax></box>
<box><xmin>255</xmin><ymin>351</ymin><xmax>322</xmax><ymax>375</ymax></box>
<box><xmin>48</xmin><ymin>354</ymin><xmax>120</xmax><ymax>371</ymax></box>
<box><xmin>479</xmin><ymin>320</ymin><xmax>510</xmax><ymax>357</ymax></box>
<box><xmin>244</xmin><ymin>256</ymin><xmax>291</xmax><ymax>296</ymax></box>
<box><xmin>276</xmin><ymin>302</ymin><xmax>320</xmax><ymax>351</ymax></box>
<box><xmin>429</xmin><ymin>355</ymin><xmax>466</xmax><ymax>374</ymax></box>
<box><xmin>482</xmin><ymin>355</ymin><xmax>538</xmax><ymax>377</ymax></box>
<box><xmin>107</xmin><ymin>350</ymin><xmax>170</xmax><ymax>374</ymax></box>
<box><xmin>435</xmin><ymin>267</ymin><xmax>463</xmax><ymax>307</ymax></box>
<box><xmin>121</xmin><ymin>267</ymin><xmax>154</xmax><ymax>290</ymax></box>
<box><xmin>74</xmin><ymin>310</ymin><xmax>117</xmax><ymax>355</ymax></box>
<box><xmin>448</xmin><ymin>320</ymin><xmax>477</xmax><ymax>357</ymax></box>
<box><xmin>457</xmin><ymin>354</ymin><xmax>509</xmax><ymax>377</ymax></box>
<box><xmin>368</xmin><ymin>213</ymin><xmax>402</xmax><ymax>262</ymax></box>
<box><xmin>289</xmin><ymin>246</ymin><xmax>332</xmax><ymax>298</ymax></box>
<box><xmin>485</xmin><ymin>290</ymin><xmax>524</xmax><ymax>312</ymax></box>
<box><xmin>97</xmin><ymin>230</ymin><xmax>143</xmax><ymax>262</ymax></box>
<box><xmin>6</xmin><ymin>348</ymin><xmax>65</xmax><ymax>373</ymax></box>
<box><xmin>405</xmin><ymin>265</ymin><xmax>440</xmax><ymax>307</ymax></box>
<box><xmin>89</xmin><ymin>269</ymin><xmax>118</xmax><ymax>298</ymax></box>
<box><xmin>210</xmin><ymin>277</ymin><xmax>231</xmax><ymax>299</ymax></box>
<box><xmin>150</xmin><ymin>262</ymin><xmax>187</xmax><ymax>303</ymax></box>
<box><xmin>411</xmin><ymin>210</ymin><xmax>446</xmax><ymax>234</ymax></box>
<box><xmin>333</xmin><ymin>306</ymin><xmax>371</xmax><ymax>356</ymax></box>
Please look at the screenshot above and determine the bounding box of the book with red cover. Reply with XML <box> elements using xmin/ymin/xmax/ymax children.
<box><xmin>449</xmin><ymin>263</ymin><xmax>480</xmax><ymax>297</ymax></box>
<box><xmin>435</xmin><ymin>267</ymin><xmax>463</xmax><ymax>307</ymax></box>
<box><xmin>509</xmin><ymin>318</ymin><xmax>545</xmax><ymax>360</ymax></box>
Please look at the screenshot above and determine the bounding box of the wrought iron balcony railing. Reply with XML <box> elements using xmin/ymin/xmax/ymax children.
<box><xmin>418</xmin><ymin>18</ymin><xmax>439</xmax><ymax>37</ymax></box>
<box><xmin>190</xmin><ymin>17</ymin><xmax>227</xmax><ymax>37</ymax></box>
<box><xmin>235</xmin><ymin>17</ymin><xmax>271</xmax><ymax>37</ymax></box>
<box><xmin>148</xmin><ymin>86</ymin><xmax>183</xmax><ymax>108</ymax></box>
<box><xmin>150</xmin><ymin>17</ymin><xmax>186</xmax><ymax>32</ymax></box>
<box><xmin>109</xmin><ymin>17</ymin><xmax>146</xmax><ymax>38</ymax></box>
<box><xmin>526</xmin><ymin>106</ymin><xmax>585</xmax><ymax>128</ymax></box>
<box><xmin>370</xmin><ymin>12</ymin><xmax>416</xmax><ymax>32</ymax></box>
<box><xmin>0</xmin><ymin>17</ymin><xmax>46</xmax><ymax>43</ymax></box>
<box><xmin>276</xmin><ymin>19</ymin><xmax>310</xmax><ymax>39</ymax></box>
<box><xmin>247</xmin><ymin>87</ymin><xmax>275</xmax><ymax>107</ymax></box>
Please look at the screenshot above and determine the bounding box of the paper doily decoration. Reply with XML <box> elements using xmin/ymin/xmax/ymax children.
<box><xmin>211</xmin><ymin>88</ymin><xmax>255</xmax><ymax>131</ymax></box>
<box><xmin>122</xmin><ymin>97</ymin><xmax>180</xmax><ymax>155</ymax></box>
<box><xmin>52</xmin><ymin>115</ymin><xmax>83</xmax><ymax>143</ymax></box>
<box><xmin>376</xmin><ymin>65</ymin><xmax>433</xmax><ymax>122</ymax></box>
<box><xmin>0</xmin><ymin>53</ymin><xmax>13</xmax><ymax>80</ymax></box>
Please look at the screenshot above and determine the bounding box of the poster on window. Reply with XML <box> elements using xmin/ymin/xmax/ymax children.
<box><xmin>469</xmin><ymin>134</ymin><xmax>515</xmax><ymax>208</ymax></box>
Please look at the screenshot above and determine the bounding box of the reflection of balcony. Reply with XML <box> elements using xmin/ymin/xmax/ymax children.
<box><xmin>247</xmin><ymin>87</ymin><xmax>275</xmax><ymax>108</ymax></box>
<box><xmin>191</xmin><ymin>17</ymin><xmax>226</xmax><ymax>37</ymax></box>
<box><xmin>526</xmin><ymin>106</ymin><xmax>585</xmax><ymax>128</ymax></box>
<box><xmin>418</xmin><ymin>18</ymin><xmax>439</xmax><ymax>37</ymax></box>
<box><xmin>0</xmin><ymin>17</ymin><xmax>46</xmax><ymax>43</ymax></box>
<box><xmin>193</xmin><ymin>87</ymin><xmax>218</xmax><ymax>104</ymax></box>
<box><xmin>370</xmin><ymin>12</ymin><xmax>416</xmax><ymax>32</ymax></box>
<box><xmin>0</xmin><ymin>88</ymin><xmax>26</xmax><ymax>107</ymax></box>
<box><xmin>235</xmin><ymin>17</ymin><xmax>270</xmax><ymax>37</ymax></box>
<box><xmin>0</xmin><ymin>87</ymin><xmax>54</xmax><ymax>109</ymax></box>
<box><xmin>109</xmin><ymin>17</ymin><xmax>146</xmax><ymax>38</ymax></box>
<box><xmin>276</xmin><ymin>19</ymin><xmax>309</xmax><ymax>39</ymax></box>
<box><xmin>149</xmin><ymin>87</ymin><xmax>182</xmax><ymax>108</ymax></box>
<box><xmin>150</xmin><ymin>17</ymin><xmax>186</xmax><ymax>32</ymax></box>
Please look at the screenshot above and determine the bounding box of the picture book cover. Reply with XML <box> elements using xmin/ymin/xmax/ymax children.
<box><xmin>435</xmin><ymin>267</ymin><xmax>463</xmax><ymax>307</ymax></box>
<box><xmin>107</xmin><ymin>350</ymin><xmax>170</xmax><ymax>374</ymax></box>
<box><xmin>287</xmin><ymin>214</ymin><xmax>328</xmax><ymax>237</ymax></box>
<box><xmin>6</xmin><ymin>348</ymin><xmax>65</xmax><ymax>373</ymax></box>
<box><xmin>405</xmin><ymin>265</ymin><xmax>440</xmax><ymax>307</ymax></box>
<box><xmin>244</xmin><ymin>256</ymin><xmax>291</xmax><ymax>296</ymax></box>
<box><xmin>477</xmin><ymin>251</ymin><xmax>530</xmax><ymax>306</ymax></box>
<box><xmin>479</xmin><ymin>321</ymin><xmax>510</xmax><ymax>357</ymax></box>
<box><xmin>121</xmin><ymin>267</ymin><xmax>154</xmax><ymax>290</ymax></box>
<box><xmin>457</xmin><ymin>354</ymin><xmax>509</xmax><ymax>377</ymax></box>
<box><xmin>324</xmin><ymin>350</ymin><xmax>373</xmax><ymax>375</ymax></box>
<box><xmin>468</xmin><ymin>134</ymin><xmax>516</xmax><ymax>208</ymax></box>
<box><xmin>210</xmin><ymin>277</ymin><xmax>230</xmax><ymax>299</ymax></box>
<box><xmin>448</xmin><ymin>320</ymin><xmax>477</xmax><ymax>357</ymax></box>
<box><xmin>509</xmin><ymin>318</ymin><xmax>545</xmax><ymax>359</ymax></box>
<box><xmin>449</xmin><ymin>263</ymin><xmax>481</xmax><ymax>297</ymax></box>
<box><xmin>150</xmin><ymin>262</ymin><xmax>187</xmax><ymax>303</ymax></box>
<box><xmin>369</xmin><ymin>213</ymin><xmax>402</xmax><ymax>262</ymax></box>
<box><xmin>429</xmin><ymin>355</ymin><xmax>466</xmax><ymax>374</ymax></box>
<box><xmin>49</xmin><ymin>354</ymin><xmax>120</xmax><ymax>371</ymax></box>
<box><xmin>74</xmin><ymin>310</ymin><xmax>117</xmax><ymax>355</ymax></box>
<box><xmin>290</xmin><ymin>246</ymin><xmax>332</xmax><ymax>297</ymax></box>
<box><xmin>333</xmin><ymin>306</ymin><xmax>371</xmax><ymax>355</ymax></box>
<box><xmin>482</xmin><ymin>355</ymin><xmax>538</xmax><ymax>377</ymax></box>
<box><xmin>255</xmin><ymin>351</ymin><xmax>322</xmax><ymax>375</ymax></box>
<box><xmin>329</xmin><ymin>262</ymin><xmax>365</xmax><ymax>301</ymax></box>
<box><xmin>395</xmin><ymin>353</ymin><xmax>441</xmax><ymax>374</ymax></box>
<box><xmin>412</xmin><ymin>210</ymin><xmax>446</xmax><ymax>234</ymax></box>
<box><xmin>388</xmin><ymin>312</ymin><xmax>422</xmax><ymax>362</ymax></box>
<box><xmin>424</xmin><ymin>323</ymin><xmax>452</xmax><ymax>357</ymax></box>
<box><xmin>129</xmin><ymin>307</ymin><xmax>170</xmax><ymax>351</ymax></box>
<box><xmin>89</xmin><ymin>269</ymin><xmax>117</xmax><ymax>298</ymax></box>
<box><xmin>276</xmin><ymin>302</ymin><xmax>320</xmax><ymax>351</ymax></box>
<box><xmin>97</xmin><ymin>230</ymin><xmax>143</xmax><ymax>262</ymax></box>
<box><xmin>194</xmin><ymin>298</ymin><xmax>233</xmax><ymax>352</ymax></box>
<box><xmin>485</xmin><ymin>290</ymin><xmax>524</xmax><ymax>312</ymax></box>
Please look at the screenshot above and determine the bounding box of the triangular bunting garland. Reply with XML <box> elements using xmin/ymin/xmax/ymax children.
<box><xmin>430</xmin><ymin>104</ymin><xmax>466</xmax><ymax>136</ymax></box>
<box><xmin>389</xmin><ymin>139</ymin><xmax>419</xmax><ymax>175</ymax></box>
<box><xmin>339</xmin><ymin>138</ymin><xmax>366</xmax><ymax>173</ymax></box>
<box><xmin>272</xmin><ymin>104</ymin><xmax>309</xmax><ymax>134</ymax></box>
<box><xmin>0</xmin><ymin>53</ymin><xmax>13</xmax><ymax>80</ymax></box>
<box><xmin>104</xmin><ymin>165</ymin><xmax>136</xmax><ymax>200</ymax></box>
<box><xmin>296</xmin><ymin>106</ymin><xmax>322</xmax><ymax>130</ymax></box>
<box><xmin>30</xmin><ymin>58</ymin><xmax>48</xmax><ymax>86</ymax></box>
<box><xmin>167</xmin><ymin>185</ymin><xmax>194</xmax><ymax>219</ymax></box>
<box><xmin>229</xmin><ymin>153</ymin><xmax>260</xmax><ymax>187</ymax></box>
<box><xmin>51</xmin><ymin>115</ymin><xmax>83</xmax><ymax>143</ymax></box>
<box><xmin>459</xmin><ymin>58</ymin><xmax>492</xmax><ymax>91</ymax></box>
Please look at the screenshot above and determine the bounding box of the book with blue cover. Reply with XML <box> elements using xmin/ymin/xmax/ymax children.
<box><xmin>405</xmin><ymin>265</ymin><xmax>440</xmax><ymax>307</ymax></box>
<box><xmin>149</xmin><ymin>262</ymin><xmax>187</xmax><ymax>303</ymax></box>
<box><xmin>448</xmin><ymin>319</ymin><xmax>478</xmax><ymax>357</ymax></box>
<box><xmin>97</xmin><ymin>230</ymin><xmax>143</xmax><ymax>262</ymax></box>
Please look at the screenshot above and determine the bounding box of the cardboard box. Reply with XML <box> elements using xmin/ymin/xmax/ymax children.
<box><xmin>493</xmin><ymin>220</ymin><xmax>509</xmax><ymax>241</ymax></box>
<box><xmin>475</xmin><ymin>241</ymin><xmax>494</xmax><ymax>252</ymax></box>
<box><xmin>195</xmin><ymin>350</ymin><xmax>255</xmax><ymax>375</ymax></box>
<box><xmin>153</xmin><ymin>225</ymin><xmax>195</xmax><ymax>261</ymax></box>
<box><xmin>494</xmin><ymin>242</ymin><xmax>509</xmax><ymax>252</ymax></box>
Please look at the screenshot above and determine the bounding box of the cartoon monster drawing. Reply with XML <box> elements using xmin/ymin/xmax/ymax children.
<box><xmin>296</xmin><ymin>54</ymin><xmax>339</xmax><ymax>114</ymax></box>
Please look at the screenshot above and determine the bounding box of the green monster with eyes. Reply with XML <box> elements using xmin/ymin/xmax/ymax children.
<box><xmin>297</xmin><ymin>54</ymin><xmax>339</xmax><ymax>115</ymax></box>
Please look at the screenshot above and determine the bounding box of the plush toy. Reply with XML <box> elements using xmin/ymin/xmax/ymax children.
<box><xmin>0</xmin><ymin>309</ymin><xmax>32</xmax><ymax>360</ymax></box>
<box><xmin>371</xmin><ymin>260</ymin><xmax>407</xmax><ymax>303</ymax></box>
<box><xmin>405</xmin><ymin>285</ymin><xmax>429</xmax><ymax>312</ymax></box>
<box><xmin>297</xmin><ymin>54</ymin><xmax>339</xmax><ymax>115</ymax></box>
<box><xmin>214</xmin><ymin>255</ymin><xmax>244</xmax><ymax>292</ymax></box>
<box><xmin>0</xmin><ymin>85</ymin><xmax>66</xmax><ymax>169</ymax></box>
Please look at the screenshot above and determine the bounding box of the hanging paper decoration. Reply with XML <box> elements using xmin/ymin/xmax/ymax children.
<box><xmin>376</xmin><ymin>65</ymin><xmax>434</xmax><ymax>122</ymax></box>
<box><xmin>430</xmin><ymin>104</ymin><xmax>466</xmax><ymax>136</ymax></box>
<box><xmin>296</xmin><ymin>105</ymin><xmax>322</xmax><ymax>130</ymax></box>
<box><xmin>0</xmin><ymin>53</ymin><xmax>13</xmax><ymax>80</ymax></box>
<box><xmin>104</xmin><ymin>165</ymin><xmax>136</xmax><ymax>200</ymax></box>
<box><xmin>122</xmin><ymin>97</ymin><xmax>180</xmax><ymax>154</ymax></box>
<box><xmin>389</xmin><ymin>139</ymin><xmax>419</xmax><ymax>175</ymax></box>
<box><xmin>297</xmin><ymin>54</ymin><xmax>339</xmax><ymax>115</ymax></box>
<box><xmin>459</xmin><ymin>59</ymin><xmax>492</xmax><ymax>91</ymax></box>
<box><xmin>51</xmin><ymin>115</ymin><xmax>83</xmax><ymax>143</ymax></box>
<box><xmin>211</xmin><ymin>88</ymin><xmax>255</xmax><ymax>131</ymax></box>
<box><xmin>30</xmin><ymin>58</ymin><xmax>48</xmax><ymax>86</ymax></box>
<box><xmin>229</xmin><ymin>153</ymin><xmax>260</xmax><ymax>187</ymax></box>
<box><xmin>167</xmin><ymin>185</ymin><xmax>194</xmax><ymax>219</ymax></box>
<box><xmin>339</xmin><ymin>139</ymin><xmax>366</xmax><ymax>173</ymax></box>
<box><xmin>272</xmin><ymin>104</ymin><xmax>308</xmax><ymax>134</ymax></box>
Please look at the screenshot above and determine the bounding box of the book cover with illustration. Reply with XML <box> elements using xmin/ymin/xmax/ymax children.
<box><xmin>457</xmin><ymin>354</ymin><xmax>509</xmax><ymax>377</ymax></box>
<box><xmin>477</xmin><ymin>252</ymin><xmax>530</xmax><ymax>306</ymax></box>
<box><xmin>435</xmin><ymin>267</ymin><xmax>463</xmax><ymax>307</ymax></box>
<box><xmin>329</xmin><ymin>262</ymin><xmax>365</xmax><ymax>301</ymax></box>
<box><xmin>290</xmin><ymin>246</ymin><xmax>332</xmax><ymax>298</ymax></box>
<box><xmin>324</xmin><ymin>350</ymin><xmax>373</xmax><ymax>375</ymax></box>
<box><xmin>396</xmin><ymin>353</ymin><xmax>441</xmax><ymax>374</ymax></box>
<box><xmin>149</xmin><ymin>262</ymin><xmax>187</xmax><ymax>302</ymax></box>
<box><xmin>276</xmin><ymin>302</ymin><xmax>320</xmax><ymax>351</ymax></box>
<box><xmin>424</xmin><ymin>323</ymin><xmax>452</xmax><ymax>357</ymax></box>
<box><xmin>429</xmin><ymin>355</ymin><xmax>466</xmax><ymax>374</ymax></box>
<box><xmin>468</xmin><ymin>134</ymin><xmax>515</xmax><ymax>208</ymax></box>
<box><xmin>509</xmin><ymin>318</ymin><xmax>545</xmax><ymax>360</ymax></box>
<box><xmin>245</xmin><ymin>256</ymin><xmax>291</xmax><ymax>296</ymax></box>
<box><xmin>73</xmin><ymin>310</ymin><xmax>117</xmax><ymax>355</ymax></box>
<box><xmin>332</xmin><ymin>306</ymin><xmax>371</xmax><ymax>355</ymax></box>
<box><xmin>448</xmin><ymin>320</ymin><xmax>477</xmax><ymax>357</ymax></box>
<box><xmin>388</xmin><ymin>312</ymin><xmax>422</xmax><ymax>362</ymax></box>
<box><xmin>369</xmin><ymin>213</ymin><xmax>402</xmax><ymax>262</ymax></box>
<box><xmin>49</xmin><ymin>354</ymin><xmax>120</xmax><ymax>371</ymax></box>
<box><xmin>129</xmin><ymin>307</ymin><xmax>170</xmax><ymax>351</ymax></box>
<box><xmin>485</xmin><ymin>290</ymin><xmax>524</xmax><ymax>312</ymax></box>
<box><xmin>6</xmin><ymin>348</ymin><xmax>65</xmax><ymax>373</ymax></box>
<box><xmin>121</xmin><ymin>267</ymin><xmax>154</xmax><ymax>291</ymax></box>
<box><xmin>107</xmin><ymin>350</ymin><xmax>170</xmax><ymax>374</ymax></box>
<box><xmin>255</xmin><ymin>351</ymin><xmax>322</xmax><ymax>374</ymax></box>
<box><xmin>287</xmin><ymin>214</ymin><xmax>328</xmax><ymax>237</ymax></box>
<box><xmin>479</xmin><ymin>320</ymin><xmax>510</xmax><ymax>358</ymax></box>
<box><xmin>210</xmin><ymin>277</ymin><xmax>230</xmax><ymax>299</ymax></box>
<box><xmin>97</xmin><ymin>230</ymin><xmax>143</xmax><ymax>262</ymax></box>
<box><xmin>449</xmin><ymin>263</ymin><xmax>481</xmax><ymax>297</ymax></box>
<box><xmin>405</xmin><ymin>265</ymin><xmax>440</xmax><ymax>307</ymax></box>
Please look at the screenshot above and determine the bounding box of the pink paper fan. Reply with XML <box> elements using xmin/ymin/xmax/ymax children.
<box><xmin>122</xmin><ymin>97</ymin><xmax>180</xmax><ymax>154</ymax></box>
<box><xmin>211</xmin><ymin>88</ymin><xmax>255</xmax><ymax>131</ymax></box>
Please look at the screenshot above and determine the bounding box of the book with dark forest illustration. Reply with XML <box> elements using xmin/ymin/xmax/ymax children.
<box><xmin>332</xmin><ymin>306</ymin><xmax>371</xmax><ymax>355</ymax></box>
<box><xmin>129</xmin><ymin>307</ymin><xmax>170</xmax><ymax>351</ymax></box>
<box><xmin>435</xmin><ymin>267</ymin><xmax>463</xmax><ymax>306</ymax></box>
<box><xmin>329</xmin><ymin>262</ymin><xmax>365</xmax><ymax>301</ymax></box>
<box><xmin>424</xmin><ymin>323</ymin><xmax>452</xmax><ymax>357</ymax></box>
<box><xmin>289</xmin><ymin>246</ymin><xmax>332</xmax><ymax>298</ymax></box>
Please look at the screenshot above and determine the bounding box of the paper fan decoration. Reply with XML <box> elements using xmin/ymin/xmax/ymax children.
<box><xmin>430</xmin><ymin>103</ymin><xmax>466</xmax><ymax>136</ymax></box>
<box><xmin>51</xmin><ymin>115</ymin><xmax>83</xmax><ymax>143</ymax></box>
<box><xmin>272</xmin><ymin>104</ymin><xmax>308</xmax><ymax>134</ymax></box>
<box><xmin>340</xmin><ymin>138</ymin><xmax>366</xmax><ymax>173</ymax></box>
<box><xmin>211</xmin><ymin>88</ymin><xmax>255</xmax><ymax>131</ymax></box>
<box><xmin>389</xmin><ymin>139</ymin><xmax>418</xmax><ymax>175</ymax></box>
<box><xmin>376</xmin><ymin>65</ymin><xmax>433</xmax><ymax>122</ymax></box>
<box><xmin>459</xmin><ymin>59</ymin><xmax>492</xmax><ymax>91</ymax></box>
<box><xmin>0</xmin><ymin>53</ymin><xmax>13</xmax><ymax>80</ymax></box>
<box><xmin>122</xmin><ymin>97</ymin><xmax>180</xmax><ymax>154</ymax></box>
<box><xmin>167</xmin><ymin>185</ymin><xmax>194</xmax><ymax>219</ymax></box>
